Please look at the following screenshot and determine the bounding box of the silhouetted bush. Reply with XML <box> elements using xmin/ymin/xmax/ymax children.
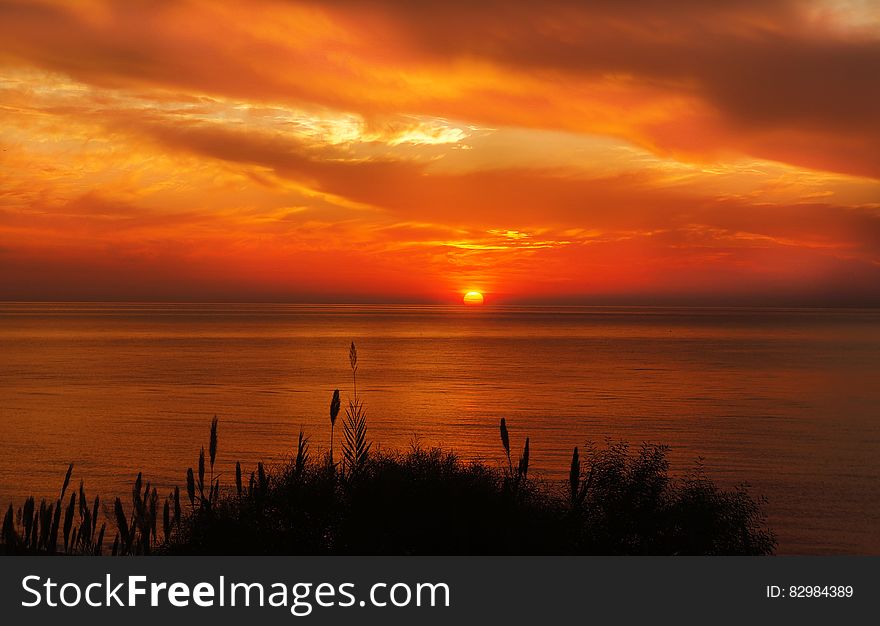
<box><xmin>0</xmin><ymin>434</ymin><xmax>775</xmax><ymax>556</ymax></box>
<box><xmin>1</xmin><ymin>343</ymin><xmax>775</xmax><ymax>556</ymax></box>
<box><xmin>157</xmin><ymin>438</ymin><xmax>773</xmax><ymax>556</ymax></box>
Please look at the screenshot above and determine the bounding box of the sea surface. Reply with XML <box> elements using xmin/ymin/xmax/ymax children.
<box><xmin>1</xmin><ymin>303</ymin><xmax>878</xmax><ymax>554</ymax></box>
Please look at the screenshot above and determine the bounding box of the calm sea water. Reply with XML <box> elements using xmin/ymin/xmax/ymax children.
<box><xmin>1</xmin><ymin>303</ymin><xmax>878</xmax><ymax>554</ymax></box>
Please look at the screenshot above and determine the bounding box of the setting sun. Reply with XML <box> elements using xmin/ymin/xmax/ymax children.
<box><xmin>1</xmin><ymin>0</ymin><xmax>879</xmax><ymax>573</ymax></box>
<box><xmin>463</xmin><ymin>291</ymin><xmax>485</xmax><ymax>305</ymax></box>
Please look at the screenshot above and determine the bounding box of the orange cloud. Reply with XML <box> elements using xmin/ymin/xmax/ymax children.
<box><xmin>0</xmin><ymin>0</ymin><xmax>878</xmax><ymax>304</ymax></box>
<box><xmin>1</xmin><ymin>0</ymin><xmax>877</xmax><ymax>174</ymax></box>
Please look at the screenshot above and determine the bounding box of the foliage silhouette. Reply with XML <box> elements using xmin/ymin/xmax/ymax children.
<box><xmin>1</xmin><ymin>344</ymin><xmax>775</xmax><ymax>556</ymax></box>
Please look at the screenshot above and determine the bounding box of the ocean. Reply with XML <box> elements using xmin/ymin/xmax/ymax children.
<box><xmin>1</xmin><ymin>303</ymin><xmax>878</xmax><ymax>554</ymax></box>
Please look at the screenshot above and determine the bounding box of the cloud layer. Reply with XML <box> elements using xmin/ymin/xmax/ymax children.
<box><xmin>0</xmin><ymin>0</ymin><xmax>878</xmax><ymax>303</ymax></box>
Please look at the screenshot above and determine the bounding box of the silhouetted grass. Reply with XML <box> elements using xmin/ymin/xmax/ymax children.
<box><xmin>1</xmin><ymin>464</ymin><xmax>107</xmax><ymax>555</ymax></box>
<box><xmin>154</xmin><ymin>434</ymin><xmax>773</xmax><ymax>555</ymax></box>
<box><xmin>1</xmin><ymin>438</ymin><xmax>774</xmax><ymax>555</ymax></box>
<box><xmin>1</xmin><ymin>343</ymin><xmax>776</xmax><ymax>556</ymax></box>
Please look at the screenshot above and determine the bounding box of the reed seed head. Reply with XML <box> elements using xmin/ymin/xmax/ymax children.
<box><xmin>209</xmin><ymin>416</ymin><xmax>218</xmax><ymax>469</ymax></box>
<box><xmin>173</xmin><ymin>486</ymin><xmax>181</xmax><ymax>527</ymax></box>
<box><xmin>198</xmin><ymin>447</ymin><xmax>206</xmax><ymax>493</ymax></box>
<box><xmin>113</xmin><ymin>497</ymin><xmax>129</xmax><ymax>549</ymax></box>
<box><xmin>63</xmin><ymin>493</ymin><xmax>75</xmax><ymax>552</ymax></box>
<box><xmin>95</xmin><ymin>524</ymin><xmax>105</xmax><ymax>556</ymax></box>
<box><xmin>186</xmin><ymin>468</ymin><xmax>195</xmax><ymax>505</ymax></box>
<box><xmin>60</xmin><ymin>463</ymin><xmax>73</xmax><ymax>501</ymax></box>
<box><xmin>92</xmin><ymin>496</ymin><xmax>99</xmax><ymax>536</ymax></box>
<box><xmin>330</xmin><ymin>389</ymin><xmax>341</xmax><ymax>425</ymax></box>
<box><xmin>349</xmin><ymin>342</ymin><xmax>358</xmax><ymax>372</ymax></box>
<box><xmin>500</xmin><ymin>418</ymin><xmax>510</xmax><ymax>455</ymax></box>
<box><xmin>163</xmin><ymin>498</ymin><xmax>170</xmax><ymax>539</ymax></box>
<box><xmin>569</xmin><ymin>446</ymin><xmax>580</xmax><ymax>502</ymax></box>
<box><xmin>518</xmin><ymin>437</ymin><xmax>530</xmax><ymax>479</ymax></box>
<box><xmin>258</xmin><ymin>462</ymin><xmax>267</xmax><ymax>492</ymax></box>
<box><xmin>2</xmin><ymin>504</ymin><xmax>14</xmax><ymax>547</ymax></box>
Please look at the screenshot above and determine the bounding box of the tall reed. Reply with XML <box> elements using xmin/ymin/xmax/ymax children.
<box><xmin>500</xmin><ymin>418</ymin><xmax>512</xmax><ymax>474</ymax></box>
<box><xmin>329</xmin><ymin>389</ymin><xmax>340</xmax><ymax>465</ymax></box>
<box><xmin>342</xmin><ymin>342</ymin><xmax>371</xmax><ymax>477</ymax></box>
<box><xmin>1</xmin><ymin>464</ymin><xmax>108</xmax><ymax>555</ymax></box>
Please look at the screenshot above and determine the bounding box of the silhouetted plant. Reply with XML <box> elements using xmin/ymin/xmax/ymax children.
<box><xmin>163</xmin><ymin>496</ymin><xmax>171</xmax><ymax>540</ymax></box>
<box><xmin>568</xmin><ymin>446</ymin><xmax>593</xmax><ymax>509</ymax></box>
<box><xmin>1</xmin><ymin>465</ymin><xmax>107</xmax><ymax>555</ymax></box>
<box><xmin>295</xmin><ymin>427</ymin><xmax>310</xmax><ymax>478</ymax></box>
<box><xmin>182</xmin><ymin>420</ymin><xmax>223</xmax><ymax>517</ymax></box>
<box><xmin>109</xmin><ymin>470</ymin><xmax>178</xmax><ymax>555</ymax></box>
<box><xmin>258</xmin><ymin>462</ymin><xmax>267</xmax><ymax>495</ymax></box>
<box><xmin>330</xmin><ymin>389</ymin><xmax>341</xmax><ymax>465</ymax></box>
<box><xmin>342</xmin><ymin>401</ymin><xmax>370</xmax><ymax>478</ymax></box>
<box><xmin>517</xmin><ymin>437</ymin><xmax>530</xmax><ymax>482</ymax></box>
<box><xmin>500</xmin><ymin>418</ymin><xmax>511</xmax><ymax>473</ymax></box>
<box><xmin>198</xmin><ymin>447</ymin><xmax>206</xmax><ymax>505</ymax></box>
<box><xmin>173</xmin><ymin>486</ymin><xmax>181</xmax><ymax>530</ymax></box>
<box><xmin>2</xmin><ymin>428</ymin><xmax>774</xmax><ymax>556</ymax></box>
<box><xmin>186</xmin><ymin>468</ymin><xmax>195</xmax><ymax>510</ymax></box>
<box><xmin>0</xmin><ymin>344</ymin><xmax>776</xmax><ymax>556</ymax></box>
<box><xmin>209</xmin><ymin>416</ymin><xmax>218</xmax><ymax>500</ymax></box>
<box><xmin>62</xmin><ymin>493</ymin><xmax>74</xmax><ymax>552</ymax></box>
<box><xmin>342</xmin><ymin>342</ymin><xmax>371</xmax><ymax>478</ymax></box>
<box><xmin>2</xmin><ymin>505</ymin><xmax>14</xmax><ymax>552</ymax></box>
<box><xmin>499</xmin><ymin>418</ymin><xmax>530</xmax><ymax>489</ymax></box>
<box><xmin>349</xmin><ymin>342</ymin><xmax>358</xmax><ymax>394</ymax></box>
<box><xmin>235</xmin><ymin>461</ymin><xmax>243</xmax><ymax>498</ymax></box>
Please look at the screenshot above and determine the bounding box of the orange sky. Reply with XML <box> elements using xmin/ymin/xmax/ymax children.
<box><xmin>1</xmin><ymin>0</ymin><xmax>879</xmax><ymax>304</ymax></box>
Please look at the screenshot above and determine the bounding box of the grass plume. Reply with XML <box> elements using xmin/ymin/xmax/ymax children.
<box><xmin>330</xmin><ymin>389</ymin><xmax>340</xmax><ymax>465</ymax></box>
<box><xmin>500</xmin><ymin>418</ymin><xmax>512</xmax><ymax>474</ymax></box>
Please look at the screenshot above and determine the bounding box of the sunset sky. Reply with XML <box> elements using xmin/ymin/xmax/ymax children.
<box><xmin>1</xmin><ymin>0</ymin><xmax>879</xmax><ymax>304</ymax></box>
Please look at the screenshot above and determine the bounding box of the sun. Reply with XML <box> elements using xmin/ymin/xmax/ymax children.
<box><xmin>463</xmin><ymin>291</ymin><xmax>484</xmax><ymax>305</ymax></box>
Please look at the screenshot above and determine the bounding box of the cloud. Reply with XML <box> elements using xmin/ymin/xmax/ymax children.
<box><xmin>0</xmin><ymin>0</ymin><xmax>877</xmax><ymax>176</ymax></box>
<box><xmin>1</xmin><ymin>0</ymin><xmax>879</xmax><ymax>303</ymax></box>
<box><xmin>344</xmin><ymin>0</ymin><xmax>880</xmax><ymax>176</ymax></box>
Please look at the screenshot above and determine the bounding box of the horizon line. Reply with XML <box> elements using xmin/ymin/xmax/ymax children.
<box><xmin>2</xmin><ymin>299</ymin><xmax>879</xmax><ymax>311</ymax></box>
